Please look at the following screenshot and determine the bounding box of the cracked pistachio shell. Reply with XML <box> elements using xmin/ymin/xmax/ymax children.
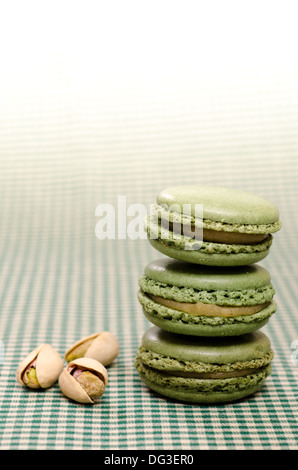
<box><xmin>16</xmin><ymin>344</ymin><xmax>64</xmax><ymax>389</ymax></box>
<box><xmin>58</xmin><ymin>357</ymin><xmax>108</xmax><ymax>404</ymax></box>
<box><xmin>65</xmin><ymin>331</ymin><xmax>119</xmax><ymax>366</ymax></box>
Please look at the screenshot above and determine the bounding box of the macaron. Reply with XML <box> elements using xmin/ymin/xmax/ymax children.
<box><xmin>135</xmin><ymin>326</ymin><xmax>274</xmax><ymax>404</ymax></box>
<box><xmin>146</xmin><ymin>185</ymin><xmax>281</xmax><ymax>266</ymax></box>
<box><xmin>138</xmin><ymin>258</ymin><xmax>277</xmax><ymax>336</ymax></box>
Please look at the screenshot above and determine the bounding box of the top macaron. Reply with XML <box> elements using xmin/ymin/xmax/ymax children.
<box><xmin>146</xmin><ymin>185</ymin><xmax>281</xmax><ymax>266</ymax></box>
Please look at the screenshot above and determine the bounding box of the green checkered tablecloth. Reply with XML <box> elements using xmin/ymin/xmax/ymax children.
<box><xmin>0</xmin><ymin>2</ymin><xmax>298</xmax><ymax>450</ymax></box>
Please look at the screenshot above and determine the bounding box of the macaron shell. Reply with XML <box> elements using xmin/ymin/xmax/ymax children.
<box><xmin>153</xmin><ymin>202</ymin><xmax>281</xmax><ymax>235</ymax></box>
<box><xmin>139</xmin><ymin>277</ymin><xmax>275</xmax><ymax>307</ymax></box>
<box><xmin>143</xmin><ymin>309</ymin><xmax>271</xmax><ymax>336</ymax></box>
<box><xmin>149</xmin><ymin>238</ymin><xmax>270</xmax><ymax>267</ymax></box>
<box><xmin>137</xmin><ymin>345</ymin><xmax>273</xmax><ymax>374</ymax></box>
<box><xmin>157</xmin><ymin>185</ymin><xmax>280</xmax><ymax>225</ymax></box>
<box><xmin>141</xmin><ymin>326</ymin><xmax>272</xmax><ymax>364</ymax></box>
<box><xmin>144</xmin><ymin>258</ymin><xmax>272</xmax><ymax>292</ymax></box>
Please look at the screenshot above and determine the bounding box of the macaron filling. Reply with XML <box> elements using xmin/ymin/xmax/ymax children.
<box><xmin>202</xmin><ymin>228</ymin><xmax>268</xmax><ymax>244</ymax></box>
<box><xmin>135</xmin><ymin>350</ymin><xmax>273</xmax><ymax>396</ymax></box>
<box><xmin>138</xmin><ymin>345</ymin><xmax>274</xmax><ymax>380</ymax></box>
<box><xmin>164</xmin><ymin>220</ymin><xmax>269</xmax><ymax>245</ymax></box>
<box><xmin>137</xmin><ymin>288</ymin><xmax>277</xmax><ymax>334</ymax></box>
<box><xmin>148</xmin><ymin>294</ymin><xmax>270</xmax><ymax>317</ymax></box>
<box><xmin>147</xmin><ymin>215</ymin><xmax>273</xmax><ymax>255</ymax></box>
<box><xmin>162</xmin><ymin>367</ymin><xmax>260</xmax><ymax>379</ymax></box>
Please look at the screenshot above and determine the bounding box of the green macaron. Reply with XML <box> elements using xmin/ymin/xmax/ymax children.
<box><xmin>138</xmin><ymin>258</ymin><xmax>276</xmax><ymax>337</ymax></box>
<box><xmin>135</xmin><ymin>326</ymin><xmax>274</xmax><ymax>404</ymax></box>
<box><xmin>146</xmin><ymin>185</ymin><xmax>281</xmax><ymax>266</ymax></box>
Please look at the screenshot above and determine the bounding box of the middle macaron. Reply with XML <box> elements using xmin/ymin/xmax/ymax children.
<box><xmin>138</xmin><ymin>258</ymin><xmax>277</xmax><ymax>337</ymax></box>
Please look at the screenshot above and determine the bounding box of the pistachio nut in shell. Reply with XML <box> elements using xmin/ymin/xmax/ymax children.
<box><xmin>16</xmin><ymin>344</ymin><xmax>64</xmax><ymax>389</ymax></box>
<box><xmin>59</xmin><ymin>357</ymin><xmax>108</xmax><ymax>404</ymax></box>
<box><xmin>65</xmin><ymin>331</ymin><xmax>119</xmax><ymax>366</ymax></box>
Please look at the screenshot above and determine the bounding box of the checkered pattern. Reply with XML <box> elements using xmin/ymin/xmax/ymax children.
<box><xmin>0</xmin><ymin>3</ymin><xmax>298</xmax><ymax>449</ymax></box>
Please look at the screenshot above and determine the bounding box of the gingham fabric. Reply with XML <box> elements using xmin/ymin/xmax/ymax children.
<box><xmin>0</xmin><ymin>2</ymin><xmax>298</xmax><ymax>450</ymax></box>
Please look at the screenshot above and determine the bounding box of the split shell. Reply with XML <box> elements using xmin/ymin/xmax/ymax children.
<box><xmin>58</xmin><ymin>357</ymin><xmax>108</xmax><ymax>404</ymax></box>
<box><xmin>65</xmin><ymin>331</ymin><xmax>119</xmax><ymax>366</ymax></box>
<box><xmin>16</xmin><ymin>344</ymin><xmax>64</xmax><ymax>389</ymax></box>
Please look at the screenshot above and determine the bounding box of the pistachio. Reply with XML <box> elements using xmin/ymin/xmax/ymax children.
<box><xmin>65</xmin><ymin>338</ymin><xmax>94</xmax><ymax>362</ymax></box>
<box><xmin>65</xmin><ymin>331</ymin><xmax>119</xmax><ymax>366</ymax></box>
<box><xmin>23</xmin><ymin>361</ymin><xmax>39</xmax><ymax>388</ymax></box>
<box><xmin>58</xmin><ymin>357</ymin><xmax>108</xmax><ymax>404</ymax></box>
<box><xmin>16</xmin><ymin>344</ymin><xmax>64</xmax><ymax>389</ymax></box>
<box><xmin>75</xmin><ymin>371</ymin><xmax>105</xmax><ymax>400</ymax></box>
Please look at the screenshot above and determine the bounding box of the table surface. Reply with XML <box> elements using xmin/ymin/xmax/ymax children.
<box><xmin>0</xmin><ymin>3</ymin><xmax>298</xmax><ymax>450</ymax></box>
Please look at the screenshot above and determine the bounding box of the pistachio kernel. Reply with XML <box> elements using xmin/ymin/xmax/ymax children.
<box><xmin>23</xmin><ymin>366</ymin><xmax>40</xmax><ymax>389</ymax></box>
<box><xmin>74</xmin><ymin>370</ymin><xmax>105</xmax><ymax>400</ymax></box>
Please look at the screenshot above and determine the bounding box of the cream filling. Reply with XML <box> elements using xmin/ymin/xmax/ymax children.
<box><xmin>164</xmin><ymin>220</ymin><xmax>268</xmax><ymax>245</ymax></box>
<box><xmin>162</xmin><ymin>368</ymin><xmax>259</xmax><ymax>379</ymax></box>
<box><xmin>149</xmin><ymin>294</ymin><xmax>269</xmax><ymax>317</ymax></box>
<box><xmin>202</xmin><ymin>228</ymin><xmax>268</xmax><ymax>244</ymax></box>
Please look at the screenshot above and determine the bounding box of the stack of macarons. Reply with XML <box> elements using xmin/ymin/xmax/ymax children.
<box><xmin>135</xmin><ymin>185</ymin><xmax>281</xmax><ymax>404</ymax></box>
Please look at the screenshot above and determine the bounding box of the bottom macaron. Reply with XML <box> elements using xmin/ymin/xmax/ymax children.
<box><xmin>135</xmin><ymin>326</ymin><xmax>273</xmax><ymax>404</ymax></box>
